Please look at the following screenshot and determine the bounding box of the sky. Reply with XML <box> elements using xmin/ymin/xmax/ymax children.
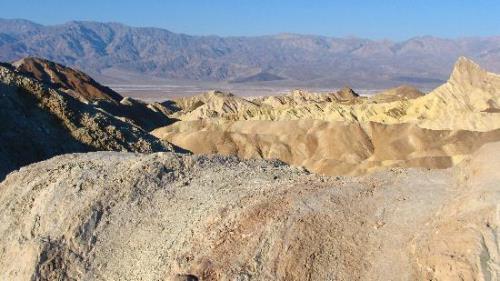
<box><xmin>1</xmin><ymin>0</ymin><xmax>500</xmax><ymax>40</ymax></box>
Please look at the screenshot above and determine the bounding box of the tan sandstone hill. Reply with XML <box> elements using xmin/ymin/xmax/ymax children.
<box><xmin>253</xmin><ymin>87</ymin><xmax>362</xmax><ymax>108</ymax></box>
<box><xmin>153</xmin><ymin>119</ymin><xmax>500</xmax><ymax>175</ymax></box>
<box><xmin>0</xmin><ymin>141</ymin><xmax>498</xmax><ymax>280</ymax></box>
<box><xmin>169</xmin><ymin>90</ymin><xmax>262</xmax><ymax>121</ymax></box>
<box><xmin>367</xmin><ymin>85</ymin><xmax>424</xmax><ymax>103</ymax></box>
<box><xmin>0</xmin><ymin>63</ymin><xmax>176</xmax><ymax>180</ymax></box>
<box><xmin>153</xmin><ymin>57</ymin><xmax>500</xmax><ymax>175</ymax></box>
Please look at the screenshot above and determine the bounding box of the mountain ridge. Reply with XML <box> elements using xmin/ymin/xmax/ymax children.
<box><xmin>2</xmin><ymin>18</ymin><xmax>500</xmax><ymax>88</ymax></box>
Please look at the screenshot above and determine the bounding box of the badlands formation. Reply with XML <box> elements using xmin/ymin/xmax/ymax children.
<box><xmin>153</xmin><ymin>57</ymin><xmax>500</xmax><ymax>175</ymax></box>
<box><xmin>0</xmin><ymin>57</ymin><xmax>499</xmax><ymax>280</ymax></box>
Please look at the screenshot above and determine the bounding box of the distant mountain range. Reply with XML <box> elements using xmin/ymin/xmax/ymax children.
<box><xmin>1</xmin><ymin>18</ymin><xmax>500</xmax><ymax>89</ymax></box>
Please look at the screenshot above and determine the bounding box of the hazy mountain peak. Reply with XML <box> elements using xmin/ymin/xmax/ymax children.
<box><xmin>0</xmin><ymin>18</ymin><xmax>42</xmax><ymax>34</ymax></box>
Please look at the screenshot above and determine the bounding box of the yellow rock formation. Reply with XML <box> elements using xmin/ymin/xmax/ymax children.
<box><xmin>153</xmin><ymin>57</ymin><xmax>500</xmax><ymax>175</ymax></box>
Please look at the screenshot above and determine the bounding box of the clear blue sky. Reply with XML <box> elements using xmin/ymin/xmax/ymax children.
<box><xmin>2</xmin><ymin>0</ymin><xmax>500</xmax><ymax>40</ymax></box>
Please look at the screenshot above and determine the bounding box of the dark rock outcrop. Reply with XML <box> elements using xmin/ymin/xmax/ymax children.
<box><xmin>0</xmin><ymin>63</ymin><xmax>177</xmax><ymax>179</ymax></box>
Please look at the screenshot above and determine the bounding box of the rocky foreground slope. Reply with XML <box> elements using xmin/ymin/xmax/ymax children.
<box><xmin>154</xmin><ymin>57</ymin><xmax>500</xmax><ymax>175</ymax></box>
<box><xmin>0</xmin><ymin>141</ymin><xmax>498</xmax><ymax>280</ymax></box>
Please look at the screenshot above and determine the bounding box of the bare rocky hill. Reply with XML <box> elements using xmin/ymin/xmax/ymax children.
<box><xmin>2</xmin><ymin>19</ymin><xmax>500</xmax><ymax>88</ymax></box>
<box><xmin>0</xmin><ymin>61</ymin><xmax>176</xmax><ymax>180</ymax></box>
<box><xmin>0</xmin><ymin>141</ymin><xmax>498</xmax><ymax>280</ymax></box>
<box><xmin>12</xmin><ymin>57</ymin><xmax>124</xmax><ymax>102</ymax></box>
<box><xmin>12</xmin><ymin>57</ymin><xmax>177</xmax><ymax>130</ymax></box>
